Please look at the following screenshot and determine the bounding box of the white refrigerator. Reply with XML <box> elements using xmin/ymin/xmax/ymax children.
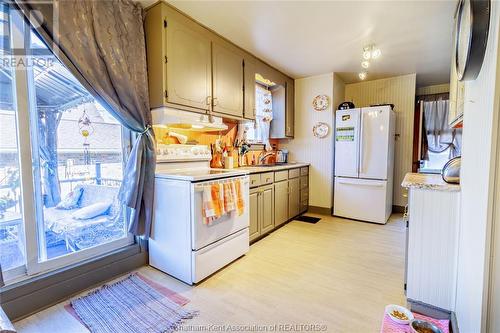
<box><xmin>333</xmin><ymin>105</ymin><xmax>395</xmax><ymax>224</ymax></box>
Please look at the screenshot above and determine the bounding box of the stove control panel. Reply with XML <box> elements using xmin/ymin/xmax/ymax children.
<box><xmin>156</xmin><ymin>144</ymin><xmax>211</xmax><ymax>162</ymax></box>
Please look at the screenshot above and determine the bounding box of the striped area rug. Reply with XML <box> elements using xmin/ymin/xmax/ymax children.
<box><xmin>69</xmin><ymin>273</ymin><xmax>198</xmax><ymax>333</ymax></box>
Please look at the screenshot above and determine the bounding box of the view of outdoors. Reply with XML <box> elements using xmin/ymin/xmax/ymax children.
<box><xmin>1</xmin><ymin>3</ymin><xmax>128</xmax><ymax>273</ymax></box>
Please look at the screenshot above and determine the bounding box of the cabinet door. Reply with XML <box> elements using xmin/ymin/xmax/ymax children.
<box><xmin>261</xmin><ymin>186</ymin><xmax>274</xmax><ymax>234</ymax></box>
<box><xmin>274</xmin><ymin>181</ymin><xmax>289</xmax><ymax>227</ymax></box>
<box><xmin>244</xmin><ymin>58</ymin><xmax>256</xmax><ymax>120</ymax></box>
<box><xmin>448</xmin><ymin>23</ymin><xmax>464</xmax><ymax>126</ymax></box>
<box><xmin>249</xmin><ymin>189</ymin><xmax>260</xmax><ymax>241</ymax></box>
<box><xmin>288</xmin><ymin>178</ymin><xmax>300</xmax><ymax>218</ymax></box>
<box><xmin>285</xmin><ymin>78</ymin><xmax>295</xmax><ymax>137</ymax></box>
<box><xmin>166</xmin><ymin>12</ymin><xmax>212</xmax><ymax>112</ymax></box>
<box><xmin>212</xmin><ymin>40</ymin><xmax>244</xmax><ymax>118</ymax></box>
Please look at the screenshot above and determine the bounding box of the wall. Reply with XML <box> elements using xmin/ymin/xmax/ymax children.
<box><xmin>280</xmin><ymin>73</ymin><xmax>335</xmax><ymax>209</ymax></box>
<box><xmin>344</xmin><ymin>74</ymin><xmax>416</xmax><ymax>207</ymax></box>
<box><xmin>455</xmin><ymin>3</ymin><xmax>500</xmax><ymax>332</ymax></box>
<box><xmin>416</xmin><ymin>83</ymin><xmax>450</xmax><ymax>96</ymax></box>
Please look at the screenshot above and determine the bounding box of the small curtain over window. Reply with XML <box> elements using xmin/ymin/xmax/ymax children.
<box><xmin>421</xmin><ymin>98</ymin><xmax>461</xmax><ymax>160</ymax></box>
<box><xmin>255</xmin><ymin>85</ymin><xmax>273</xmax><ymax>150</ymax></box>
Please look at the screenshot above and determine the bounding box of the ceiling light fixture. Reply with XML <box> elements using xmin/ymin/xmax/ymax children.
<box><xmin>371</xmin><ymin>48</ymin><xmax>381</xmax><ymax>59</ymax></box>
<box><xmin>363</xmin><ymin>48</ymin><xmax>372</xmax><ymax>60</ymax></box>
<box><xmin>359</xmin><ymin>72</ymin><xmax>367</xmax><ymax>80</ymax></box>
<box><xmin>361</xmin><ymin>61</ymin><xmax>370</xmax><ymax>69</ymax></box>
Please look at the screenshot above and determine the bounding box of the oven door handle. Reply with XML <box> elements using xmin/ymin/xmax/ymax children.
<box><xmin>194</xmin><ymin>179</ymin><xmax>249</xmax><ymax>192</ymax></box>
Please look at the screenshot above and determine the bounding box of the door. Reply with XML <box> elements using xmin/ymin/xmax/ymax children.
<box><xmin>166</xmin><ymin>14</ymin><xmax>212</xmax><ymax>111</ymax></box>
<box><xmin>335</xmin><ymin>108</ymin><xmax>360</xmax><ymax>178</ymax></box>
<box><xmin>288</xmin><ymin>178</ymin><xmax>300</xmax><ymax>218</ymax></box>
<box><xmin>244</xmin><ymin>58</ymin><xmax>256</xmax><ymax>119</ymax></box>
<box><xmin>212</xmin><ymin>40</ymin><xmax>244</xmax><ymax>117</ymax></box>
<box><xmin>359</xmin><ymin>107</ymin><xmax>391</xmax><ymax>180</ymax></box>
<box><xmin>274</xmin><ymin>181</ymin><xmax>289</xmax><ymax>227</ymax></box>
<box><xmin>333</xmin><ymin>177</ymin><xmax>389</xmax><ymax>224</ymax></box>
<box><xmin>192</xmin><ymin>177</ymin><xmax>249</xmax><ymax>250</ymax></box>
<box><xmin>249</xmin><ymin>189</ymin><xmax>260</xmax><ymax>241</ymax></box>
<box><xmin>285</xmin><ymin>78</ymin><xmax>294</xmax><ymax>137</ymax></box>
<box><xmin>260</xmin><ymin>185</ymin><xmax>274</xmax><ymax>234</ymax></box>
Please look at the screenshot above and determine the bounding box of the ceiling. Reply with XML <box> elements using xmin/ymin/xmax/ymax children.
<box><xmin>140</xmin><ymin>1</ymin><xmax>457</xmax><ymax>87</ymax></box>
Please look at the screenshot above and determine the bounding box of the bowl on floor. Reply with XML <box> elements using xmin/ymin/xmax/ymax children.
<box><xmin>385</xmin><ymin>304</ymin><xmax>414</xmax><ymax>325</ymax></box>
<box><xmin>410</xmin><ymin>319</ymin><xmax>443</xmax><ymax>333</ymax></box>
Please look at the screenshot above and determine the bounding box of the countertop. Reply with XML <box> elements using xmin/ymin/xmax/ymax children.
<box><xmin>401</xmin><ymin>172</ymin><xmax>460</xmax><ymax>192</ymax></box>
<box><xmin>237</xmin><ymin>162</ymin><xmax>310</xmax><ymax>174</ymax></box>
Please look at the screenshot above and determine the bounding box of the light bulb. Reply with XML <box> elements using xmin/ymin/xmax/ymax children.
<box><xmin>361</xmin><ymin>61</ymin><xmax>370</xmax><ymax>69</ymax></box>
<box><xmin>359</xmin><ymin>72</ymin><xmax>367</xmax><ymax>80</ymax></box>
<box><xmin>371</xmin><ymin>48</ymin><xmax>381</xmax><ymax>59</ymax></box>
<box><xmin>363</xmin><ymin>50</ymin><xmax>371</xmax><ymax>60</ymax></box>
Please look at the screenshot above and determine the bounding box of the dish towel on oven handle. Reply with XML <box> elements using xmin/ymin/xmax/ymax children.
<box><xmin>202</xmin><ymin>183</ymin><xmax>224</xmax><ymax>225</ymax></box>
<box><xmin>202</xmin><ymin>180</ymin><xmax>245</xmax><ymax>225</ymax></box>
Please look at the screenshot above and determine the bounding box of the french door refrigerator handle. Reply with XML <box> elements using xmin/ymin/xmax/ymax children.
<box><xmin>358</xmin><ymin>110</ymin><xmax>364</xmax><ymax>175</ymax></box>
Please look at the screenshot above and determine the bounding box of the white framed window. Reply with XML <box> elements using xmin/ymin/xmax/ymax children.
<box><xmin>0</xmin><ymin>4</ymin><xmax>133</xmax><ymax>283</ymax></box>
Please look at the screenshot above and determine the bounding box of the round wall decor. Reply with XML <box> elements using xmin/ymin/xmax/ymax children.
<box><xmin>312</xmin><ymin>95</ymin><xmax>329</xmax><ymax>111</ymax></box>
<box><xmin>313</xmin><ymin>122</ymin><xmax>329</xmax><ymax>138</ymax></box>
<box><xmin>455</xmin><ymin>0</ymin><xmax>490</xmax><ymax>81</ymax></box>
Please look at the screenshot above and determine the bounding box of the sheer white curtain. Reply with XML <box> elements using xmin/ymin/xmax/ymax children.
<box><xmin>422</xmin><ymin>99</ymin><xmax>461</xmax><ymax>159</ymax></box>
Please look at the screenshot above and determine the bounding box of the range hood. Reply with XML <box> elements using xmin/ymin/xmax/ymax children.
<box><xmin>151</xmin><ymin>107</ymin><xmax>228</xmax><ymax>132</ymax></box>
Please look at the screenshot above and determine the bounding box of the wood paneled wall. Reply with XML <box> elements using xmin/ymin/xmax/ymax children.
<box><xmin>344</xmin><ymin>73</ymin><xmax>417</xmax><ymax>207</ymax></box>
<box><xmin>416</xmin><ymin>83</ymin><xmax>450</xmax><ymax>96</ymax></box>
<box><xmin>279</xmin><ymin>73</ymin><xmax>335</xmax><ymax>209</ymax></box>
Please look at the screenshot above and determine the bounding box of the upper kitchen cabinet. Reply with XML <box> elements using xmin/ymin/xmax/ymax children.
<box><xmin>145</xmin><ymin>2</ymin><xmax>294</xmax><ymax>123</ymax></box>
<box><xmin>448</xmin><ymin>23</ymin><xmax>464</xmax><ymax>127</ymax></box>
<box><xmin>145</xmin><ymin>3</ymin><xmax>212</xmax><ymax>112</ymax></box>
<box><xmin>212</xmin><ymin>38</ymin><xmax>244</xmax><ymax>118</ymax></box>
<box><xmin>285</xmin><ymin>78</ymin><xmax>295</xmax><ymax>137</ymax></box>
<box><xmin>243</xmin><ymin>57</ymin><xmax>257</xmax><ymax>120</ymax></box>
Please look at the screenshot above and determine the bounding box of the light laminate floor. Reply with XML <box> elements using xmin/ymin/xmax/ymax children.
<box><xmin>15</xmin><ymin>214</ymin><xmax>406</xmax><ymax>333</ymax></box>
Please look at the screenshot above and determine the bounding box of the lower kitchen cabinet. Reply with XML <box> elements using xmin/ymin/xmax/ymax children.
<box><xmin>274</xmin><ymin>180</ymin><xmax>289</xmax><ymax>228</ymax></box>
<box><xmin>404</xmin><ymin>178</ymin><xmax>460</xmax><ymax>312</ymax></box>
<box><xmin>288</xmin><ymin>177</ymin><xmax>300</xmax><ymax>218</ymax></box>
<box><xmin>249</xmin><ymin>166</ymin><xmax>309</xmax><ymax>243</ymax></box>
<box><xmin>249</xmin><ymin>184</ymin><xmax>275</xmax><ymax>242</ymax></box>
<box><xmin>249</xmin><ymin>189</ymin><xmax>260</xmax><ymax>240</ymax></box>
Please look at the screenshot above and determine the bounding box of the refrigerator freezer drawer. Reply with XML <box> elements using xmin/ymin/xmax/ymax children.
<box><xmin>334</xmin><ymin>177</ymin><xmax>391</xmax><ymax>224</ymax></box>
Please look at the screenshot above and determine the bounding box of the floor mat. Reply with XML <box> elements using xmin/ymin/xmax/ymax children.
<box><xmin>67</xmin><ymin>273</ymin><xmax>197</xmax><ymax>333</ymax></box>
<box><xmin>294</xmin><ymin>215</ymin><xmax>321</xmax><ymax>224</ymax></box>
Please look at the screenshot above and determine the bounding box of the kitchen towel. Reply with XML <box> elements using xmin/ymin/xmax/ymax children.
<box><xmin>202</xmin><ymin>184</ymin><xmax>223</xmax><ymax>225</ymax></box>
<box><xmin>234</xmin><ymin>180</ymin><xmax>245</xmax><ymax>216</ymax></box>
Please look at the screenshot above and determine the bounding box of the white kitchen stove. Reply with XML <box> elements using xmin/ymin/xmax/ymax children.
<box><xmin>150</xmin><ymin>143</ymin><xmax>250</xmax><ymax>285</ymax></box>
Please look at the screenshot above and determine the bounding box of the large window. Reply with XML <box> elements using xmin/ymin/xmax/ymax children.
<box><xmin>0</xmin><ymin>4</ymin><xmax>131</xmax><ymax>282</ymax></box>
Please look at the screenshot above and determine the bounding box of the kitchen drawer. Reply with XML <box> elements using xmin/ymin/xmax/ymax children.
<box><xmin>261</xmin><ymin>172</ymin><xmax>274</xmax><ymax>185</ymax></box>
<box><xmin>275</xmin><ymin>170</ymin><xmax>288</xmax><ymax>182</ymax></box>
<box><xmin>300</xmin><ymin>167</ymin><xmax>309</xmax><ymax>176</ymax></box>
<box><xmin>289</xmin><ymin>168</ymin><xmax>300</xmax><ymax>179</ymax></box>
<box><xmin>300</xmin><ymin>176</ymin><xmax>308</xmax><ymax>189</ymax></box>
<box><xmin>250</xmin><ymin>174</ymin><xmax>261</xmax><ymax>188</ymax></box>
<box><xmin>300</xmin><ymin>190</ymin><xmax>309</xmax><ymax>201</ymax></box>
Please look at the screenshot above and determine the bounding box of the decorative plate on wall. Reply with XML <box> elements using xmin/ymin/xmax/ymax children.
<box><xmin>312</xmin><ymin>95</ymin><xmax>330</xmax><ymax>111</ymax></box>
<box><xmin>313</xmin><ymin>122</ymin><xmax>329</xmax><ymax>138</ymax></box>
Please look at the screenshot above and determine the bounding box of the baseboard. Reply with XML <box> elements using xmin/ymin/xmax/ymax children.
<box><xmin>407</xmin><ymin>299</ymin><xmax>458</xmax><ymax>332</ymax></box>
<box><xmin>1</xmin><ymin>244</ymin><xmax>147</xmax><ymax>321</ymax></box>
<box><xmin>392</xmin><ymin>205</ymin><xmax>405</xmax><ymax>213</ymax></box>
<box><xmin>307</xmin><ymin>206</ymin><xmax>332</xmax><ymax>215</ymax></box>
